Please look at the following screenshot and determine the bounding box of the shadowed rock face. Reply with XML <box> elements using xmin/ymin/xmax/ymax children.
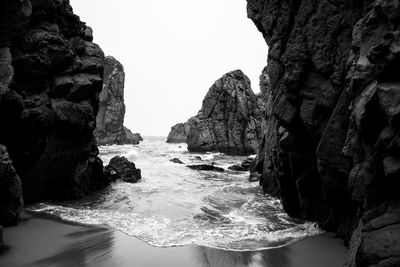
<box><xmin>166</xmin><ymin>122</ymin><xmax>191</xmax><ymax>143</ymax></box>
<box><xmin>186</xmin><ymin>70</ymin><xmax>262</xmax><ymax>155</ymax></box>
<box><xmin>0</xmin><ymin>0</ymin><xmax>108</xmax><ymax>204</ymax></box>
<box><xmin>247</xmin><ymin>0</ymin><xmax>400</xmax><ymax>265</ymax></box>
<box><xmin>94</xmin><ymin>56</ymin><xmax>141</xmax><ymax>145</ymax></box>
<box><xmin>0</xmin><ymin>145</ymin><xmax>23</xmax><ymax>226</ymax></box>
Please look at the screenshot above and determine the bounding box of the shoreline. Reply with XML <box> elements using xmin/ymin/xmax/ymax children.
<box><xmin>0</xmin><ymin>211</ymin><xmax>347</xmax><ymax>267</ymax></box>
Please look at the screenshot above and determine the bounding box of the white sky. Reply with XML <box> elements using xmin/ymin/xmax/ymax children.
<box><xmin>70</xmin><ymin>0</ymin><xmax>267</xmax><ymax>136</ymax></box>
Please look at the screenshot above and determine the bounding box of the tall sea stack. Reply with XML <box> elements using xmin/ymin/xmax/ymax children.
<box><xmin>247</xmin><ymin>0</ymin><xmax>400</xmax><ymax>265</ymax></box>
<box><xmin>173</xmin><ymin>70</ymin><xmax>263</xmax><ymax>155</ymax></box>
<box><xmin>94</xmin><ymin>56</ymin><xmax>142</xmax><ymax>145</ymax></box>
<box><xmin>0</xmin><ymin>0</ymin><xmax>108</xmax><ymax>214</ymax></box>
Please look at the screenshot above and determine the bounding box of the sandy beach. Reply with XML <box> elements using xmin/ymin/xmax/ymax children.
<box><xmin>0</xmin><ymin>211</ymin><xmax>347</xmax><ymax>267</ymax></box>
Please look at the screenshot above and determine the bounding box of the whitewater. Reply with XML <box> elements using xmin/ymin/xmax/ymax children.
<box><xmin>28</xmin><ymin>136</ymin><xmax>322</xmax><ymax>251</ymax></box>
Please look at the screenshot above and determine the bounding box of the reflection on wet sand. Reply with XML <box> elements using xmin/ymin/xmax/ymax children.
<box><xmin>0</xmin><ymin>213</ymin><xmax>346</xmax><ymax>267</ymax></box>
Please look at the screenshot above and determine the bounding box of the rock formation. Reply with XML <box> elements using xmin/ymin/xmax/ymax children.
<box><xmin>166</xmin><ymin>120</ymin><xmax>193</xmax><ymax>143</ymax></box>
<box><xmin>186</xmin><ymin>70</ymin><xmax>263</xmax><ymax>155</ymax></box>
<box><xmin>105</xmin><ymin>156</ymin><xmax>141</xmax><ymax>183</ymax></box>
<box><xmin>94</xmin><ymin>56</ymin><xmax>141</xmax><ymax>145</ymax></box>
<box><xmin>0</xmin><ymin>0</ymin><xmax>108</xmax><ymax>206</ymax></box>
<box><xmin>247</xmin><ymin>0</ymin><xmax>400</xmax><ymax>265</ymax></box>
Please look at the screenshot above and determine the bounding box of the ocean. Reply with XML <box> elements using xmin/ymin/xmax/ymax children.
<box><xmin>28</xmin><ymin>136</ymin><xmax>322</xmax><ymax>251</ymax></box>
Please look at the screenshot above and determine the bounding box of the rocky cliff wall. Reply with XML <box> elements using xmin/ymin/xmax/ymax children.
<box><xmin>247</xmin><ymin>0</ymin><xmax>400</xmax><ymax>265</ymax></box>
<box><xmin>0</xmin><ymin>0</ymin><xmax>108</xmax><ymax>209</ymax></box>
<box><xmin>94</xmin><ymin>56</ymin><xmax>141</xmax><ymax>145</ymax></box>
<box><xmin>186</xmin><ymin>70</ymin><xmax>263</xmax><ymax>155</ymax></box>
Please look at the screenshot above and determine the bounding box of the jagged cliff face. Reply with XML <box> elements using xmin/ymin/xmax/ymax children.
<box><xmin>187</xmin><ymin>70</ymin><xmax>262</xmax><ymax>155</ymax></box>
<box><xmin>94</xmin><ymin>56</ymin><xmax>141</xmax><ymax>145</ymax></box>
<box><xmin>0</xmin><ymin>0</ymin><xmax>107</xmax><ymax>206</ymax></box>
<box><xmin>94</xmin><ymin>56</ymin><xmax>139</xmax><ymax>145</ymax></box>
<box><xmin>247</xmin><ymin>0</ymin><xmax>400</xmax><ymax>265</ymax></box>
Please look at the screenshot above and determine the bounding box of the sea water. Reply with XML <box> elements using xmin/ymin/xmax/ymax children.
<box><xmin>28</xmin><ymin>136</ymin><xmax>322</xmax><ymax>251</ymax></box>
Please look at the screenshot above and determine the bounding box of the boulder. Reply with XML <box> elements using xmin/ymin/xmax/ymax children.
<box><xmin>106</xmin><ymin>156</ymin><xmax>141</xmax><ymax>183</ymax></box>
<box><xmin>94</xmin><ymin>56</ymin><xmax>141</xmax><ymax>145</ymax></box>
<box><xmin>186</xmin><ymin>164</ymin><xmax>225</xmax><ymax>172</ymax></box>
<box><xmin>228</xmin><ymin>157</ymin><xmax>254</xmax><ymax>172</ymax></box>
<box><xmin>186</xmin><ymin>70</ymin><xmax>262</xmax><ymax>155</ymax></box>
<box><xmin>170</xmin><ymin>158</ymin><xmax>184</xmax><ymax>164</ymax></box>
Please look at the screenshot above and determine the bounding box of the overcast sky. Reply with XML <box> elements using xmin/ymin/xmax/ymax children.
<box><xmin>70</xmin><ymin>0</ymin><xmax>267</xmax><ymax>136</ymax></box>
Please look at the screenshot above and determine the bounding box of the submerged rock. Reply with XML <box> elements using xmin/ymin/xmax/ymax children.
<box><xmin>186</xmin><ymin>70</ymin><xmax>262</xmax><ymax>155</ymax></box>
<box><xmin>228</xmin><ymin>157</ymin><xmax>255</xmax><ymax>172</ymax></box>
<box><xmin>106</xmin><ymin>156</ymin><xmax>141</xmax><ymax>183</ymax></box>
<box><xmin>228</xmin><ymin>164</ymin><xmax>247</xmax><ymax>172</ymax></box>
<box><xmin>94</xmin><ymin>56</ymin><xmax>141</xmax><ymax>145</ymax></box>
<box><xmin>0</xmin><ymin>145</ymin><xmax>23</xmax><ymax>226</ymax></box>
<box><xmin>170</xmin><ymin>158</ymin><xmax>184</xmax><ymax>164</ymax></box>
<box><xmin>186</xmin><ymin>164</ymin><xmax>225</xmax><ymax>172</ymax></box>
<box><xmin>247</xmin><ymin>0</ymin><xmax>400</xmax><ymax>265</ymax></box>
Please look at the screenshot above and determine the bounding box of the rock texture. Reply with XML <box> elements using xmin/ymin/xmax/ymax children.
<box><xmin>0</xmin><ymin>145</ymin><xmax>23</xmax><ymax>226</ymax></box>
<box><xmin>0</xmin><ymin>0</ymin><xmax>108</xmax><ymax>204</ymax></box>
<box><xmin>166</xmin><ymin>120</ymin><xmax>193</xmax><ymax>143</ymax></box>
<box><xmin>247</xmin><ymin>0</ymin><xmax>400</xmax><ymax>265</ymax></box>
<box><xmin>94</xmin><ymin>56</ymin><xmax>141</xmax><ymax>145</ymax></box>
<box><xmin>186</xmin><ymin>70</ymin><xmax>262</xmax><ymax>155</ymax></box>
<box><xmin>186</xmin><ymin>164</ymin><xmax>225</xmax><ymax>172</ymax></box>
<box><xmin>105</xmin><ymin>156</ymin><xmax>141</xmax><ymax>183</ymax></box>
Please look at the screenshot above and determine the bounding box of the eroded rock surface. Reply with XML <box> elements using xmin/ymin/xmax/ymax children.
<box><xmin>186</xmin><ymin>70</ymin><xmax>262</xmax><ymax>155</ymax></box>
<box><xmin>247</xmin><ymin>0</ymin><xmax>400</xmax><ymax>265</ymax></box>
<box><xmin>166</xmin><ymin>119</ymin><xmax>194</xmax><ymax>143</ymax></box>
<box><xmin>95</xmin><ymin>56</ymin><xmax>141</xmax><ymax>145</ymax></box>
<box><xmin>105</xmin><ymin>156</ymin><xmax>141</xmax><ymax>183</ymax></box>
<box><xmin>0</xmin><ymin>0</ymin><xmax>108</xmax><ymax>204</ymax></box>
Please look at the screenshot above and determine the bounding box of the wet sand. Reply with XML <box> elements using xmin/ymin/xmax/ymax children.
<box><xmin>0</xmin><ymin>212</ymin><xmax>347</xmax><ymax>267</ymax></box>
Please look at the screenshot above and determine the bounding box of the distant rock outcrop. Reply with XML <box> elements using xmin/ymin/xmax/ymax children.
<box><xmin>94</xmin><ymin>56</ymin><xmax>141</xmax><ymax>145</ymax></box>
<box><xmin>186</xmin><ymin>70</ymin><xmax>262</xmax><ymax>155</ymax></box>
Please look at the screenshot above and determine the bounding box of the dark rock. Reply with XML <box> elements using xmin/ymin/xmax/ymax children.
<box><xmin>186</xmin><ymin>164</ymin><xmax>225</xmax><ymax>172</ymax></box>
<box><xmin>228</xmin><ymin>157</ymin><xmax>254</xmax><ymax>171</ymax></box>
<box><xmin>170</xmin><ymin>158</ymin><xmax>184</xmax><ymax>164</ymax></box>
<box><xmin>166</xmin><ymin>120</ymin><xmax>193</xmax><ymax>143</ymax></box>
<box><xmin>247</xmin><ymin>0</ymin><xmax>400</xmax><ymax>265</ymax></box>
<box><xmin>0</xmin><ymin>0</ymin><xmax>109</xmax><ymax>204</ymax></box>
<box><xmin>106</xmin><ymin>156</ymin><xmax>141</xmax><ymax>183</ymax></box>
<box><xmin>241</xmin><ymin>157</ymin><xmax>254</xmax><ymax>169</ymax></box>
<box><xmin>122</xmin><ymin>126</ymin><xmax>143</xmax><ymax>145</ymax></box>
<box><xmin>94</xmin><ymin>56</ymin><xmax>141</xmax><ymax>145</ymax></box>
<box><xmin>249</xmin><ymin>172</ymin><xmax>261</xmax><ymax>183</ymax></box>
<box><xmin>228</xmin><ymin>164</ymin><xmax>247</xmax><ymax>172</ymax></box>
<box><xmin>185</xmin><ymin>70</ymin><xmax>262</xmax><ymax>155</ymax></box>
<box><xmin>0</xmin><ymin>145</ymin><xmax>23</xmax><ymax>226</ymax></box>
